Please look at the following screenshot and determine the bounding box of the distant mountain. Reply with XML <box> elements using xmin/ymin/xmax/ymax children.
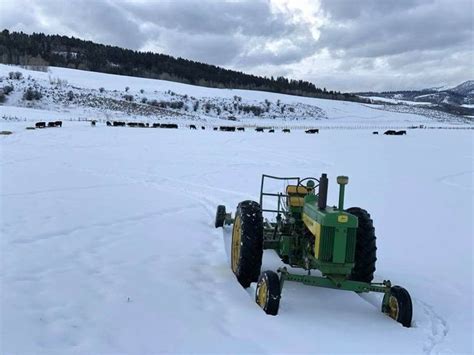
<box><xmin>357</xmin><ymin>81</ymin><xmax>474</xmax><ymax>117</ymax></box>
<box><xmin>358</xmin><ymin>80</ymin><xmax>474</xmax><ymax>106</ymax></box>
<box><xmin>448</xmin><ymin>80</ymin><xmax>474</xmax><ymax>96</ymax></box>
<box><xmin>0</xmin><ymin>29</ymin><xmax>364</xmax><ymax>103</ymax></box>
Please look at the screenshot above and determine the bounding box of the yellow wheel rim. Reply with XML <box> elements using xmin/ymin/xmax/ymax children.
<box><xmin>231</xmin><ymin>215</ymin><xmax>242</xmax><ymax>273</ymax></box>
<box><xmin>388</xmin><ymin>295</ymin><xmax>399</xmax><ymax>320</ymax></box>
<box><xmin>257</xmin><ymin>279</ymin><xmax>268</xmax><ymax>308</ymax></box>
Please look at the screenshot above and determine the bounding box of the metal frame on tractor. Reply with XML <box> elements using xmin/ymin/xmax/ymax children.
<box><xmin>259</xmin><ymin>174</ymin><xmax>391</xmax><ymax>294</ymax></box>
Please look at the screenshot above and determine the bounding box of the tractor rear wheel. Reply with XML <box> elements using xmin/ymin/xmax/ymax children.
<box><xmin>231</xmin><ymin>200</ymin><xmax>263</xmax><ymax>288</ymax></box>
<box><xmin>215</xmin><ymin>205</ymin><xmax>226</xmax><ymax>228</ymax></box>
<box><xmin>382</xmin><ymin>286</ymin><xmax>413</xmax><ymax>327</ymax></box>
<box><xmin>255</xmin><ymin>270</ymin><xmax>281</xmax><ymax>315</ymax></box>
<box><xmin>346</xmin><ymin>207</ymin><xmax>377</xmax><ymax>283</ymax></box>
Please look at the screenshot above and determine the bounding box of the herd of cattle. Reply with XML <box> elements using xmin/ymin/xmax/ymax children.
<box><xmin>103</xmin><ymin>121</ymin><xmax>319</xmax><ymax>133</ymax></box>
<box><xmin>104</xmin><ymin>121</ymin><xmax>179</xmax><ymax>129</ymax></box>
<box><xmin>33</xmin><ymin>121</ymin><xmax>63</xmax><ymax>128</ymax></box>
<box><xmin>30</xmin><ymin>120</ymin><xmax>407</xmax><ymax>136</ymax></box>
<box><xmin>377</xmin><ymin>130</ymin><xmax>407</xmax><ymax>135</ymax></box>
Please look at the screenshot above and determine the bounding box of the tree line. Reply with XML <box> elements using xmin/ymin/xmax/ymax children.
<box><xmin>0</xmin><ymin>29</ymin><xmax>366</xmax><ymax>102</ymax></box>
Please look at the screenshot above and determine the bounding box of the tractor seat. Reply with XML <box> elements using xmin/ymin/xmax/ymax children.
<box><xmin>286</xmin><ymin>185</ymin><xmax>308</xmax><ymax>207</ymax></box>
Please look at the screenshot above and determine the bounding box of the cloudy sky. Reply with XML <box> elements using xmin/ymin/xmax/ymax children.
<box><xmin>1</xmin><ymin>0</ymin><xmax>472</xmax><ymax>92</ymax></box>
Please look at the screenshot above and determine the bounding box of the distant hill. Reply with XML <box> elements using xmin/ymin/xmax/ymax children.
<box><xmin>357</xmin><ymin>80</ymin><xmax>474</xmax><ymax>117</ymax></box>
<box><xmin>358</xmin><ymin>80</ymin><xmax>474</xmax><ymax>106</ymax></box>
<box><xmin>0</xmin><ymin>29</ymin><xmax>364</xmax><ymax>103</ymax></box>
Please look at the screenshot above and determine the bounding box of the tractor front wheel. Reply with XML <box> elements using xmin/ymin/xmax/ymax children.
<box><xmin>382</xmin><ymin>286</ymin><xmax>413</xmax><ymax>327</ymax></box>
<box><xmin>255</xmin><ymin>270</ymin><xmax>281</xmax><ymax>315</ymax></box>
<box><xmin>215</xmin><ymin>205</ymin><xmax>226</xmax><ymax>228</ymax></box>
<box><xmin>346</xmin><ymin>207</ymin><xmax>377</xmax><ymax>283</ymax></box>
<box><xmin>231</xmin><ymin>200</ymin><xmax>263</xmax><ymax>288</ymax></box>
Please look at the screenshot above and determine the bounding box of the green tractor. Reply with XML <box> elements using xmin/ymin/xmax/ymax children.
<box><xmin>215</xmin><ymin>173</ymin><xmax>412</xmax><ymax>327</ymax></box>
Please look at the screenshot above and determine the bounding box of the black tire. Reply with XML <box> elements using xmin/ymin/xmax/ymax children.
<box><xmin>215</xmin><ymin>205</ymin><xmax>226</xmax><ymax>228</ymax></box>
<box><xmin>346</xmin><ymin>207</ymin><xmax>377</xmax><ymax>283</ymax></box>
<box><xmin>382</xmin><ymin>286</ymin><xmax>413</xmax><ymax>327</ymax></box>
<box><xmin>255</xmin><ymin>270</ymin><xmax>281</xmax><ymax>315</ymax></box>
<box><xmin>231</xmin><ymin>200</ymin><xmax>263</xmax><ymax>288</ymax></box>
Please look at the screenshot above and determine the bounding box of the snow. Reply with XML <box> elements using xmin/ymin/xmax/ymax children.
<box><xmin>367</xmin><ymin>96</ymin><xmax>433</xmax><ymax>106</ymax></box>
<box><xmin>1</xmin><ymin>119</ymin><xmax>472</xmax><ymax>354</ymax></box>
<box><xmin>1</xmin><ymin>64</ymin><xmax>469</xmax><ymax>128</ymax></box>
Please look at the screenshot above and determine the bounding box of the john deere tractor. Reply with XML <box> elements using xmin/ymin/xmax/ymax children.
<box><xmin>215</xmin><ymin>173</ymin><xmax>412</xmax><ymax>327</ymax></box>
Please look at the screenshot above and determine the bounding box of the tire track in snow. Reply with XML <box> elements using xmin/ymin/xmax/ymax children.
<box><xmin>416</xmin><ymin>299</ymin><xmax>449</xmax><ymax>354</ymax></box>
<box><xmin>0</xmin><ymin>182</ymin><xmax>134</xmax><ymax>197</ymax></box>
<box><xmin>435</xmin><ymin>170</ymin><xmax>473</xmax><ymax>191</ymax></box>
<box><xmin>11</xmin><ymin>204</ymin><xmax>200</xmax><ymax>245</ymax></box>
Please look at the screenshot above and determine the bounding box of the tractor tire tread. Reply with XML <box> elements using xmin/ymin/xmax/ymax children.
<box><xmin>234</xmin><ymin>200</ymin><xmax>263</xmax><ymax>288</ymax></box>
<box><xmin>346</xmin><ymin>207</ymin><xmax>377</xmax><ymax>283</ymax></box>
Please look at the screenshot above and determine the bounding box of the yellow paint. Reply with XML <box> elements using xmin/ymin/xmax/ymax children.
<box><xmin>288</xmin><ymin>196</ymin><xmax>305</xmax><ymax>207</ymax></box>
<box><xmin>257</xmin><ymin>279</ymin><xmax>268</xmax><ymax>309</ymax></box>
<box><xmin>286</xmin><ymin>185</ymin><xmax>308</xmax><ymax>194</ymax></box>
<box><xmin>231</xmin><ymin>215</ymin><xmax>242</xmax><ymax>273</ymax></box>
<box><xmin>388</xmin><ymin>296</ymin><xmax>399</xmax><ymax>320</ymax></box>
<box><xmin>338</xmin><ymin>215</ymin><xmax>348</xmax><ymax>223</ymax></box>
<box><xmin>303</xmin><ymin>213</ymin><xmax>321</xmax><ymax>258</ymax></box>
<box><xmin>286</xmin><ymin>185</ymin><xmax>308</xmax><ymax>207</ymax></box>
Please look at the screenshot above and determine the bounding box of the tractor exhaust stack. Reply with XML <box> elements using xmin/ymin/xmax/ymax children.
<box><xmin>318</xmin><ymin>173</ymin><xmax>328</xmax><ymax>209</ymax></box>
<box><xmin>337</xmin><ymin>176</ymin><xmax>349</xmax><ymax>210</ymax></box>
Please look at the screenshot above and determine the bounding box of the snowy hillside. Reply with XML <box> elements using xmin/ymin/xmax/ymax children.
<box><xmin>359</xmin><ymin>80</ymin><xmax>474</xmax><ymax>108</ymax></box>
<box><xmin>1</xmin><ymin>119</ymin><xmax>473</xmax><ymax>353</ymax></box>
<box><xmin>1</xmin><ymin>64</ymin><xmax>471</xmax><ymax>128</ymax></box>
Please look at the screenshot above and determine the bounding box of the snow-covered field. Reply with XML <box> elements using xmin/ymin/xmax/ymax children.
<box><xmin>1</xmin><ymin>64</ymin><xmax>471</xmax><ymax>128</ymax></box>
<box><xmin>366</xmin><ymin>96</ymin><xmax>434</xmax><ymax>106</ymax></box>
<box><xmin>1</xmin><ymin>119</ymin><xmax>472</xmax><ymax>354</ymax></box>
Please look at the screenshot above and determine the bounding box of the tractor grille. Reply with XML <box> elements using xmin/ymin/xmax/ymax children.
<box><xmin>319</xmin><ymin>226</ymin><xmax>334</xmax><ymax>261</ymax></box>
<box><xmin>345</xmin><ymin>228</ymin><xmax>357</xmax><ymax>263</ymax></box>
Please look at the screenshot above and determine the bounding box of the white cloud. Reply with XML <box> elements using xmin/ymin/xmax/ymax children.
<box><xmin>0</xmin><ymin>0</ymin><xmax>472</xmax><ymax>91</ymax></box>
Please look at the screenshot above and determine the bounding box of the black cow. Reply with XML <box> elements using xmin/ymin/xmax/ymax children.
<box><xmin>138</xmin><ymin>123</ymin><xmax>146</xmax><ymax>128</ymax></box>
<box><xmin>113</xmin><ymin>121</ymin><xmax>126</xmax><ymax>127</ymax></box>
<box><xmin>127</xmin><ymin>122</ymin><xmax>137</xmax><ymax>127</ymax></box>
<box><xmin>47</xmin><ymin>122</ymin><xmax>56</xmax><ymax>127</ymax></box>
<box><xmin>305</xmin><ymin>129</ymin><xmax>319</xmax><ymax>134</ymax></box>
<box><xmin>384</xmin><ymin>130</ymin><xmax>397</xmax><ymax>135</ymax></box>
<box><xmin>152</xmin><ymin>123</ymin><xmax>161</xmax><ymax>128</ymax></box>
<box><xmin>35</xmin><ymin>122</ymin><xmax>46</xmax><ymax>128</ymax></box>
<box><xmin>373</xmin><ymin>131</ymin><xmax>378</xmax><ymax>135</ymax></box>
<box><xmin>189</xmin><ymin>125</ymin><xmax>197</xmax><ymax>130</ymax></box>
<box><xmin>397</xmin><ymin>130</ymin><xmax>407</xmax><ymax>135</ymax></box>
<box><xmin>268</xmin><ymin>129</ymin><xmax>275</xmax><ymax>133</ymax></box>
<box><xmin>213</xmin><ymin>127</ymin><xmax>218</xmax><ymax>131</ymax></box>
<box><xmin>106</xmin><ymin>121</ymin><xmax>112</xmax><ymax>126</ymax></box>
<box><xmin>54</xmin><ymin>121</ymin><xmax>62</xmax><ymax>127</ymax></box>
<box><xmin>255</xmin><ymin>127</ymin><xmax>264</xmax><ymax>132</ymax></box>
<box><xmin>161</xmin><ymin>124</ymin><xmax>178</xmax><ymax>129</ymax></box>
<box><xmin>91</xmin><ymin>120</ymin><xmax>97</xmax><ymax>127</ymax></box>
<box><xmin>220</xmin><ymin>126</ymin><xmax>236</xmax><ymax>132</ymax></box>
<box><xmin>282</xmin><ymin>129</ymin><xmax>290</xmax><ymax>133</ymax></box>
<box><xmin>237</xmin><ymin>127</ymin><xmax>245</xmax><ymax>132</ymax></box>
<box><xmin>201</xmin><ymin>126</ymin><xmax>205</xmax><ymax>130</ymax></box>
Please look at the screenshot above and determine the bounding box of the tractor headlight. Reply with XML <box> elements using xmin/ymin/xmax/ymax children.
<box><xmin>337</xmin><ymin>176</ymin><xmax>349</xmax><ymax>185</ymax></box>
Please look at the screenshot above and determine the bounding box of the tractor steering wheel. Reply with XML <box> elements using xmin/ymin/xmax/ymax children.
<box><xmin>296</xmin><ymin>177</ymin><xmax>320</xmax><ymax>193</ymax></box>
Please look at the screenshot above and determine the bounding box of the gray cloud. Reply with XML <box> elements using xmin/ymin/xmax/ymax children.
<box><xmin>121</xmin><ymin>0</ymin><xmax>317</xmax><ymax>67</ymax></box>
<box><xmin>319</xmin><ymin>0</ymin><xmax>472</xmax><ymax>59</ymax></box>
<box><xmin>0</xmin><ymin>0</ymin><xmax>472</xmax><ymax>91</ymax></box>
